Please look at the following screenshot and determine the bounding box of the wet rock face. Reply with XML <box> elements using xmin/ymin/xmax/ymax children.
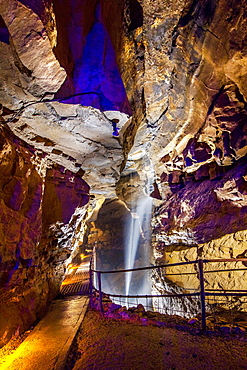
<box><xmin>87</xmin><ymin>199</ymin><xmax>129</xmax><ymax>270</ymax></box>
<box><xmin>119</xmin><ymin>0</ymin><xmax>247</xmax><ymax>315</ymax></box>
<box><xmin>0</xmin><ymin>127</ymin><xmax>90</xmax><ymax>346</ymax></box>
<box><xmin>153</xmin><ymin>157</ymin><xmax>247</xmax><ymax>245</ymax></box>
<box><xmin>0</xmin><ymin>0</ymin><xmax>131</xmax><ymax>346</ymax></box>
<box><xmin>1</xmin><ymin>0</ymin><xmax>247</xmax><ymax>344</ymax></box>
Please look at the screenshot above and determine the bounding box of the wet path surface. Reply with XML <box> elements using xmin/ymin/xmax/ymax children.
<box><xmin>0</xmin><ymin>257</ymin><xmax>91</xmax><ymax>370</ymax></box>
<box><xmin>60</xmin><ymin>259</ymin><xmax>90</xmax><ymax>296</ymax></box>
<box><xmin>1</xmin><ymin>295</ymin><xmax>89</xmax><ymax>370</ymax></box>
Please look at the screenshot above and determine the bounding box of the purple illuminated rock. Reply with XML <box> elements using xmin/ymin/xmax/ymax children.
<box><xmin>57</xmin><ymin>3</ymin><xmax>131</xmax><ymax>115</ymax></box>
<box><xmin>0</xmin><ymin>127</ymin><xmax>90</xmax><ymax>347</ymax></box>
<box><xmin>0</xmin><ymin>0</ymin><xmax>66</xmax><ymax>97</ymax></box>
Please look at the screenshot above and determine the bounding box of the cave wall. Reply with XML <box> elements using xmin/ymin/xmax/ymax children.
<box><xmin>116</xmin><ymin>0</ymin><xmax>247</xmax><ymax>312</ymax></box>
<box><xmin>122</xmin><ymin>0</ymin><xmax>247</xmax><ymax>176</ymax></box>
<box><xmin>0</xmin><ymin>0</ymin><xmax>129</xmax><ymax>347</ymax></box>
<box><xmin>1</xmin><ymin>0</ymin><xmax>247</xmax><ymax>345</ymax></box>
<box><xmin>149</xmin><ymin>0</ymin><xmax>247</xmax><ymax>257</ymax></box>
<box><xmin>52</xmin><ymin>0</ymin><xmax>131</xmax><ymax>113</ymax></box>
<box><xmin>0</xmin><ymin>126</ymin><xmax>90</xmax><ymax>346</ymax></box>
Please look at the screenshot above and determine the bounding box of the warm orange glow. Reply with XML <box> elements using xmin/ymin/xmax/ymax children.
<box><xmin>67</xmin><ymin>264</ymin><xmax>79</xmax><ymax>272</ymax></box>
<box><xmin>69</xmin><ymin>265</ymin><xmax>79</xmax><ymax>270</ymax></box>
<box><xmin>61</xmin><ymin>280</ymin><xmax>70</xmax><ymax>286</ymax></box>
<box><xmin>0</xmin><ymin>337</ymin><xmax>38</xmax><ymax>370</ymax></box>
<box><xmin>1</xmin><ymin>355</ymin><xmax>16</xmax><ymax>369</ymax></box>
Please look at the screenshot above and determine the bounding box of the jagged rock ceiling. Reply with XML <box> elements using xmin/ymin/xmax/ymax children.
<box><xmin>1</xmin><ymin>0</ymin><xmax>247</xmax><ymax>347</ymax></box>
<box><xmin>7</xmin><ymin>103</ymin><xmax>130</xmax><ymax>195</ymax></box>
<box><xmin>0</xmin><ymin>0</ymin><xmax>131</xmax><ymax>196</ymax></box>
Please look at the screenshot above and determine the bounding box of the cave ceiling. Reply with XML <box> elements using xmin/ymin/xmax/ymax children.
<box><xmin>0</xmin><ymin>0</ymin><xmax>247</xmax><ymax>234</ymax></box>
<box><xmin>1</xmin><ymin>0</ymin><xmax>247</xmax><ymax>347</ymax></box>
<box><xmin>0</xmin><ymin>0</ymin><xmax>246</xmax><ymax>230</ymax></box>
<box><xmin>0</xmin><ymin>0</ymin><xmax>131</xmax><ymax>196</ymax></box>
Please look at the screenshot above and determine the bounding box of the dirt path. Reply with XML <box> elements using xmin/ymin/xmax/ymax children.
<box><xmin>66</xmin><ymin>309</ymin><xmax>247</xmax><ymax>370</ymax></box>
<box><xmin>0</xmin><ymin>297</ymin><xmax>89</xmax><ymax>370</ymax></box>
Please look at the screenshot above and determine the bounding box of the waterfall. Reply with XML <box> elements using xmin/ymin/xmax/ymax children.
<box><xmin>124</xmin><ymin>182</ymin><xmax>153</xmax><ymax>305</ymax></box>
<box><xmin>92</xmin><ymin>170</ymin><xmax>154</xmax><ymax>308</ymax></box>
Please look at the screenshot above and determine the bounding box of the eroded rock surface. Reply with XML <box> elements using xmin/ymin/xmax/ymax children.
<box><xmin>0</xmin><ymin>126</ymin><xmax>90</xmax><ymax>346</ymax></box>
<box><xmin>120</xmin><ymin>0</ymin><xmax>247</xmax><ymax>315</ymax></box>
<box><xmin>0</xmin><ymin>0</ymin><xmax>66</xmax><ymax>99</ymax></box>
<box><xmin>1</xmin><ymin>0</ymin><xmax>247</xmax><ymax>346</ymax></box>
<box><xmin>0</xmin><ymin>0</ymin><xmax>131</xmax><ymax>346</ymax></box>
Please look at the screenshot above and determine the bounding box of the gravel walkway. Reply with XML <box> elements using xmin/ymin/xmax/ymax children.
<box><xmin>66</xmin><ymin>308</ymin><xmax>247</xmax><ymax>370</ymax></box>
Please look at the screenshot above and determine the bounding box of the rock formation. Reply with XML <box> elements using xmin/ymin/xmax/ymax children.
<box><xmin>0</xmin><ymin>0</ymin><xmax>247</xmax><ymax>345</ymax></box>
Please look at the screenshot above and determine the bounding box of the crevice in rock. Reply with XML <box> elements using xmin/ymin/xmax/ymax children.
<box><xmin>10</xmin><ymin>38</ymin><xmax>33</xmax><ymax>78</ymax></box>
<box><xmin>148</xmin><ymin>106</ymin><xmax>169</xmax><ymax>128</ymax></box>
<box><xmin>126</xmin><ymin>0</ymin><xmax>143</xmax><ymax>32</ymax></box>
<box><xmin>178</xmin><ymin>0</ymin><xmax>217</xmax><ymax>29</ymax></box>
<box><xmin>0</xmin><ymin>15</ymin><xmax>9</xmax><ymax>44</ymax></box>
<box><xmin>53</xmin><ymin>0</ymin><xmax>131</xmax><ymax>114</ymax></box>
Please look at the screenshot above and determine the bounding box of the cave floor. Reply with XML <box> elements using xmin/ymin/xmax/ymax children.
<box><xmin>0</xmin><ymin>296</ymin><xmax>89</xmax><ymax>370</ymax></box>
<box><xmin>66</xmin><ymin>309</ymin><xmax>247</xmax><ymax>370</ymax></box>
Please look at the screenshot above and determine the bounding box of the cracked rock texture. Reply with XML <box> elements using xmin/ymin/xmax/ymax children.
<box><xmin>0</xmin><ymin>126</ymin><xmax>89</xmax><ymax>346</ymax></box>
<box><xmin>1</xmin><ymin>0</ymin><xmax>247</xmax><ymax>346</ymax></box>
<box><xmin>141</xmin><ymin>0</ymin><xmax>247</xmax><ymax>312</ymax></box>
<box><xmin>118</xmin><ymin>0</ymin><xmax>247</xmax><ymax>314</ymax></box>
<box><xmin>0</xmin><ymin>0</ymin><xmax>131</xmax><ymax>346</ymax></box>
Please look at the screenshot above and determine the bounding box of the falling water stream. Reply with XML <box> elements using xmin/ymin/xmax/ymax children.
<box><xmin>123</xmin><ymin>171</ymin><xmax>153</xmax><ymax>307</ymax></box>
<box><xmin>125</xmin><ymin>195</ymin><xmax>153</xmax><ymax>299</ymax></box>
<box><xmin>93</xmin><ymin>174</ymin><xmax>154</xmax><ymax>308</ymax></box>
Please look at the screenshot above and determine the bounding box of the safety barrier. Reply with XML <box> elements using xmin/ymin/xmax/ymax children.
<box><xmin>89</xmin><ymin>258</ymin><xmax>247</xmax><ymax>332</ymax></box>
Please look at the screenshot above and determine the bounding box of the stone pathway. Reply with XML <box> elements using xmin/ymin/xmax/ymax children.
<box><xmin>60</xmin><ymin>259</ymin><xmax>90</xmax><ymax>296</ymax></box>
<box><xmin>0</xmin><ymin>296</ymin><xmax>89</xmax><ymax>370</ymax></box>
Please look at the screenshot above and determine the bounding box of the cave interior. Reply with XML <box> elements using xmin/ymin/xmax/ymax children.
<box><xmin>0</xmin><ymin>0</ymin><xmax>247</xmax><ymax>349</ymax></box>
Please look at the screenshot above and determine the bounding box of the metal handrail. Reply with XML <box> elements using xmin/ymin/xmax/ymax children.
<box><xmin>92</xmin><ymin>289</ymin><xmax>200</xmax><ymax>299</ymax></box>
<box><xmin>89</xmin><ymin>257</ymin><xmax>247</xmax><ymax>332</ymax></box>
<box><xmin>91</xmin><ymin>258</ymin><xmax>247</xmax><ymax>274</ymax></box>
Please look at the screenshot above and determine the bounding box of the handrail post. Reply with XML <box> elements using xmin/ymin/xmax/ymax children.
<box><xmin>97</xmin><ymin>271</ymin><xmax>104</xmax><ymax>314</ymax></box>
<box><xmin>198</xmin><ymin>259</ymin><xmax>206</xmax><ymax>332</ymax></box>
<box><xmin>89</xmin><ymin>260</ymin><xmax>93</xmax><ymax>308</ymax></box>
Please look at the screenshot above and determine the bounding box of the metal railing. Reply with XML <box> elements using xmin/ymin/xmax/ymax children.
<box><xmin>89</xmin><ymin>258</ymin><xmax>247</xmax><ymax>332</ymax></box>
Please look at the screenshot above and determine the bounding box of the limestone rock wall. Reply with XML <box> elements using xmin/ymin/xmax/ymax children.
<box><xmin>153</xmin><ymin>229</ymin><xmax>247</xmax><ymax>315</ymax></box>
<box><xmin>0</xmin><ymin>0</ymin><xmax>130</xmax><ymax>347</ymax></box>
<box><xmin>0</xmin><ymin>0</ymin><xmax>66</xmax><ymax>100</ymax></box>
<box><xmin>118</xmin><ymin>0</ymin><xmax>247</xmax><ymax>313</ymax></box>
<box><xmin>0</xmin><ymin>126</ymin><xmax>89</xmax><ymax>346</ymax></box>
<box><xmin>1</xmin><ymin>0</ymin><xmax>247</xmax><ymax>343</ymax></box>
<box><xmin>153</xmin><ymin>156</ymin><xmax>247</xmax><ymax>246</ymax></box>
<box><xmin>0</xmin><ymin>0</ymin><xmax>131</xmax><ymax>195</ymax></box>
<box><xmin>124</xmin><ymin>0</ymin><xmax>247</xmax><ymax>184</ymax></box>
